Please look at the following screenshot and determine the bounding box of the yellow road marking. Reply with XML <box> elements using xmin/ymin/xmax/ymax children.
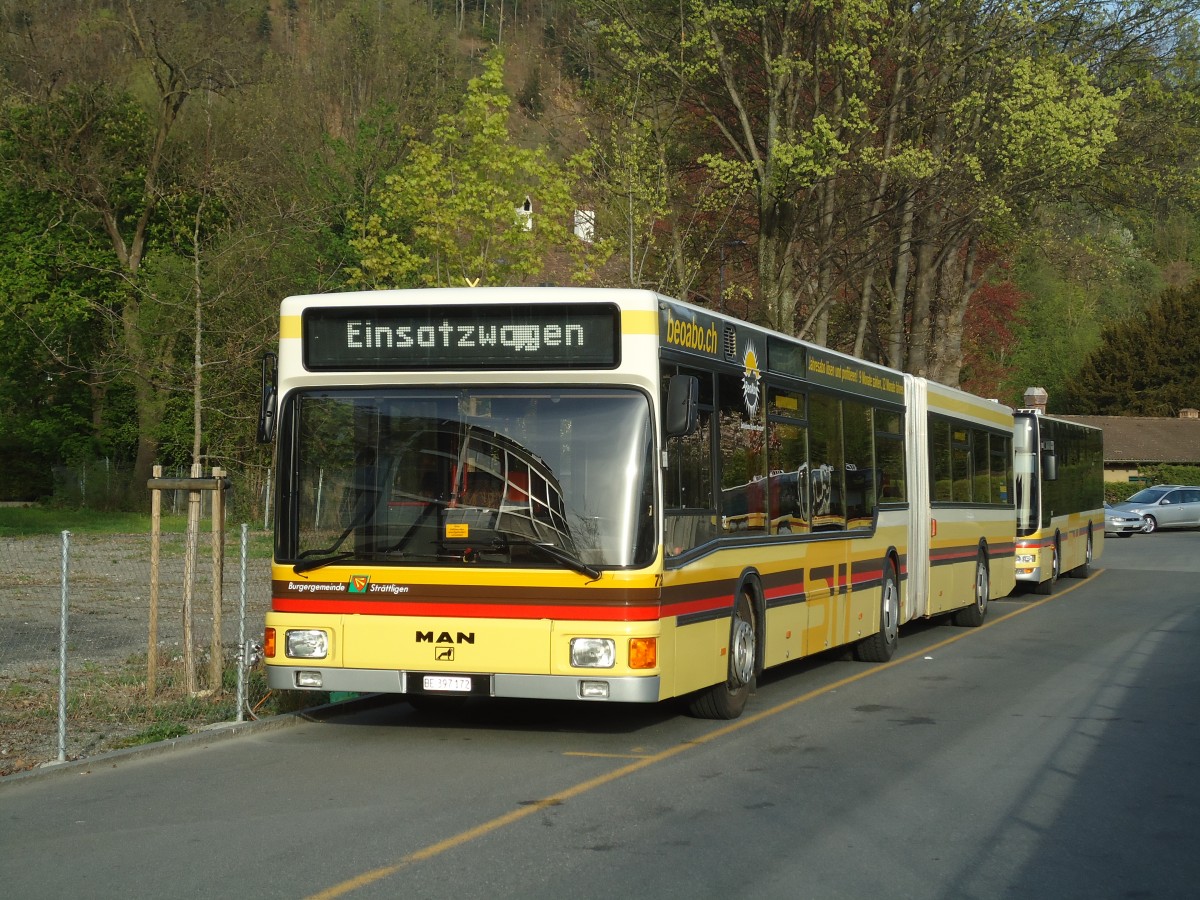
<box><xmin>563</xmin><ymin>751</ymin><xmax>654</xmax><ymax>759</ymax></box>
<box><xmin>306</xmin><ymin>574</ymin><xmax>1098</xmax><ymax>900</ymax></box>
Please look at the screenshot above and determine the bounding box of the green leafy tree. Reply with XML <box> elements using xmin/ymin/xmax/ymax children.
<box><xmin>350</xmin><ymin>51</ymin><xmax>610</xmax><ymax>287</ymax></box>
<box><xmin>0</xmin><ymin>1</ymin><xmax>263</xmax><ymax>500</ymax></box>
<box><xmin>998</xmin><ymin>5</ymin><xmax>1200</xmax><ymax>408</ymax></box>
<box><xmin>575</xmin><ymin>1</ymin><xmax>1125</xmax><ymax>387</ymax></box>
<box><xmin>0</xmin><ymin>185</ymin><xmax>111</xmax><ymax>499</ymax></box>
<box><xmin>1000</xmin><ymin>212</ymin><xmax>1166</xmax><ymax>407</ymax></box>
<box><xmin>1060</xmin><ymin>281</ymin><xmax>1200</xmax><ymax>416</ymax></box>
<box><xmin>579</xmin><ymin>0</ymin><xmax>888</xmax><ymax>332</ymax></box>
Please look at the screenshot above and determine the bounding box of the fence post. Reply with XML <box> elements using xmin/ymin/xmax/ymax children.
<box><xmin>315</xmin><ymin>467</ymin><xmax>324</xmax><ymax>529</ymax></box>
<box><xmin>147</xmin><ymin>469</ymin><xmax>232</xmax><ymax>698</ymax></box>
<box><xmin>148</xmin><ymin>464</ymin><xmax>162</xmax><ymax>699</ymax></box>
<box><xmin>58</xmin><ymin>530</ymin><xmax>70</xmax><ymax>763</ymax></box>
<box><xmin>182</xmin><ymin>463</ymin><xmax>201</xmax><ymax>694</ymax></box>
<box><xmin>237</xmin><ymin>523</ymin><xmax>248</xmax><ymax>723</ymax></box>
<box><xmin>263</xmin><ymin>468</ymin><xmax>271</xmax><ymax>531</ymax></box>
<box><xmin>209</xmin><ymin>467</ymin><xmax>227</xmax><ymax>692</ymax></box>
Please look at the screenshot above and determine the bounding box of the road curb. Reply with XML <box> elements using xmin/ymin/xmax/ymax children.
<box><xmin>0</xmin><ymin>693</ymin><xmax>398</xmax><ymax>789</ymax></box>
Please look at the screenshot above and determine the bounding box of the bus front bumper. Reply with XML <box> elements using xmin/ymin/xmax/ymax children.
<box><xmin>266</xmin><ymin>665</ymin><xmax>661</xmax><ymax>703</ymax></box>
<box><xmin>1014</xmin><ymin>547</ymin><xmax>1045</xmax><ymax>583</ymax></box>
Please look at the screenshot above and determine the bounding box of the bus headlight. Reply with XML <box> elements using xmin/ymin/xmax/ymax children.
<box><xmin>570</xmin><ymin>638</ymin><xmax>615</xmax><ymax>668</ymax></box>
<box><xmin>286</xmin><ymin>629</ymin><xmax>329</xmax><ymax>659</ymax></box>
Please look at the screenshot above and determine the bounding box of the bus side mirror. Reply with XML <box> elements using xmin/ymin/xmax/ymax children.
<box><xmin>664</xmin><ymin>374</ymin><xmax>699</xmax><ymax>437</ymax></box>
<box><xmin>257</xmin><ymin>352</ymin><xmax>278</xmax><ymax>444</ymax></box>
<box><xmin>1041</xmin><ymin>441</ymin><xmax>1057</xmax><ymax>481</ymax></box>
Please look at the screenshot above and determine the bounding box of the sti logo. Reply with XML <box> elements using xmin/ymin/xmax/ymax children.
<box><xmin>348</xmin><ymin>575</ymin><xmax>370</xmax><ymax>593</ymax></box>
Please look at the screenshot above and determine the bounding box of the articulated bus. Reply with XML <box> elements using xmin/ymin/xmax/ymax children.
<box><xmin>257</xmin><ymin>288</ymin><xmax>1016</xmax><ymax>719</ymax></box>
<box><xmin>1013</xmin><ymin>411</ymin><xmax>1104</xmax><ymax>592</ymax></box>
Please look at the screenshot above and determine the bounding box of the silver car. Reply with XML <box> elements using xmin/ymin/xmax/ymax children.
<box><xmin>1104</xmin><ymin>502</ymin><xmax>1145</xmax><ymax>538</ymax></box>
<box><xmin>1110</xmin><ymin>485</ymin><xmax>1200</xmax><ymax>533</ymax></box>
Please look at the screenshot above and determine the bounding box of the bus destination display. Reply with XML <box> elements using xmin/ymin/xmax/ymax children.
<box><xmin>303</xmin><ymin>303</ymin><xmax>620</xmax><ymax>370</ymax></box>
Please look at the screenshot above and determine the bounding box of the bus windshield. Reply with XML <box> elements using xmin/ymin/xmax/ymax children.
<box><xmin>282</xmin><ymin>388</ymin><xmax>655</xmax><ymax>570</ymax></box>
<box><xmin>1013</xmin><ymin>415</ymin><xmax>1039</xmax><ymax>535</ymax></box>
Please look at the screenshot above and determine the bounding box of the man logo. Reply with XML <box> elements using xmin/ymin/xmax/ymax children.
<box><xmin>434</xmin><ymin>647</ymin><xmax>454</xmax><ymax>662</ymax></box>
<box><xmin>415</xmin><ymin>631</ymin><xmax>476</xmax><ymax>644</ymax></box>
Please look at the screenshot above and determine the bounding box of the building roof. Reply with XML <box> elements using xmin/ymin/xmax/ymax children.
<box><xmin>1056</xmin><ymin>415</ymin><xmax>1200</xmax><ymax>465</ymax></box>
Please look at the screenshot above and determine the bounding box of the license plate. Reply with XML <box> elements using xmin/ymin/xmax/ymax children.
<box><xmin>423</xmin><ymin>675</ymin><xmax>472</xmax><ymax>692</ymax></box>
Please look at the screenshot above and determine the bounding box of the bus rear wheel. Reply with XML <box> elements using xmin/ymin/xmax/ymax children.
<box><xmin>1068</xmin><ymin>530</ymin><xmax>1093</xmax><ymax>578</ymax></box>
<box><xmin>855</xmin><ymin>560</ymin><xmax>899</xmax><ymax>662</ymax></box>
<box><xmin>953</xmin><ymin>551</ymin><xmax>989</xmax><ymax>627</ymax></box>
<box><xmin>688</xmin><ymin>591</ymin><xmax>757</xmax><ymax>719</ymax></box>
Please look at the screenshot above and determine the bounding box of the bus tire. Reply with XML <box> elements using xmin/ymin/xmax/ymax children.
<box><xmin>953</xmin><ymin>551</ymin><xmax>989</xmax><ymax>627</ymax></box>
<box><xmin>1068</xmin><ymin>530</ymin><xmax>1093</xmax><ymax>579</ymax></box>
<box><xmin>1035</xmin><ymin>539</ymin><xmax>1059</xmax><ymax>595</ymax></box>
<box><xmin>855</xmin><ymin>559</ymin><xmax>899</xmax><ymax>662</ymax></box>
<box><xmin>688</xmin><ymin>591</ymin><xmax>757</xmax><ymax>719</ymax></box>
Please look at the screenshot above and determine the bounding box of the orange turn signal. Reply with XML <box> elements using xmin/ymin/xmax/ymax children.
<box><xmin>264</xmin><ymin>627</ymin><xmax>277</xmax><ymax>659</ymax></box>
<box><xmin>629</xmin><ymin>637</ymin><xmax>657</xmax><ymax>669</ymax></box>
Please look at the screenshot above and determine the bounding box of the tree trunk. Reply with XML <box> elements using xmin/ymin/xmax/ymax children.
<box><xmin>759</xmin><ymin>193</ymin><xmax>796</xmax><ymax>332</ymax></box>
<box><xmin>888</xmin><ymin>189</ymin><xmax>916</xmax><ymax>371</ymax></box>
<box><xmin>907</xmin><ymin>235</ymin><xmax>938</xmax><ymax>378</ymax></box>
<box><xmin>933</xmin><ymin>235</ymin><xmax>986</xmax><ymax>387</ymax></box>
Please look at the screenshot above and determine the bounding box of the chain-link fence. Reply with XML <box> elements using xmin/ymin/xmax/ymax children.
<box><xmin>49</xmin><ymin>461</ymin><xmax>274</xmax><ymax>529</ymax></box>
<box><xmin>0</xmin><ymin>524</ymin><xmax>276</xmax><ymax>776</ymax></box>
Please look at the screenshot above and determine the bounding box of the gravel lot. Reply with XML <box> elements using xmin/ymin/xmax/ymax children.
<box><xmin>0</xmin><ymin>531</ymin><xmax>275</xmax><ymax>775</ymax></box>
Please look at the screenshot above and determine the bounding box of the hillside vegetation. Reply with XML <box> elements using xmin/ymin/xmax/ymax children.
<box><xmin>3</xmin><ymin>0</ymin><xmax>1199</xmax><ymax>507</ymax></box>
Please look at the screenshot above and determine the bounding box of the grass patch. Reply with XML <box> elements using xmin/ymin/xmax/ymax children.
<box><xmin>110</xmin><ymin>722</ymin><xmax>190</xmax><ymax>749</ymax></box>
<box><xmin>0</xmin><ymin>507</ymin><xmax>274</xmax><ymax>557</ymax></box>
<box><xmin>0</xmin><ymin>507</ymin><xmax>191</xmax><ymax>537</ymax></box>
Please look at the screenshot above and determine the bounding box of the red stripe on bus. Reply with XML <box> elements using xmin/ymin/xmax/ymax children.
<box><xmin>764</xmin><ymin>580</ymin><xmax>805</xmax><ymax>601</ymax></box>
<box><xmin>272</xmin><ymin>594</ymin><xmax>740</xmax><ymax>623</ymax></box>
<box><xmin>272</xmin><ymin>597</ymin><xmax>663</xmax><ymax>621</ymax></box>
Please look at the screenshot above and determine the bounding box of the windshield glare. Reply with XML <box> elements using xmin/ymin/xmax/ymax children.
<box><xmin>284</xmin><ymin>388</ymin><xmax>654</xmax><ymax>570</ymax></box>
<box><xmin>1126</xmin><ymin>488</ymin><xmax>1167</xmax><ymax>504</ymax></box>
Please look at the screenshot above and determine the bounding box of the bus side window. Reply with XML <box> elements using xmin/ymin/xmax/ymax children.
<box><xmin>991</xmin><ymin>433</ymin><xmax>1011</xmax><ymax>504</ymax></box>
<box><xmin>842</xmin><ymin>398</ymin><xmax>874</xmax><ymax>530</ymax></box>
<box><xmin>717</xmin><ymin>371</ymin><xmax>766</xmax><ymax>534</ymax></box>
<box><xmin>663</xmin><ymin>368</ymin><xmax>716</xmax><ymax>555</ymax></box>
<box><xmin>875</xmin><ymin>410</ymin><xmax>906</xmax><ymax>504</ymax></box>
<box><xmin>931</xmin><ymin>419</ymin><xmax>952</xmax><ymax>502</ymax></box>
<box><xmin>972</xmin><ymin>429</ymin><xmax>991</xmax><ymax>504</ymax></box>
<box><xmin>809</xmin><ymin>393</ymin><xmax>846</xmax><ymax>531</ymax></box>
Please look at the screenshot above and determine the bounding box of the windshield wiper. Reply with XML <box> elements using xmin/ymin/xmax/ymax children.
<box><xmin>293</xmin><ymin>545</ymin><xmax>449</xmax><ymax>574</ymax></box>
<box><xmin>490</xmin><ymin>535</ymin><xmax>601</xmax><ymax>581</ymax></box>
<box><xmin>380</xmin><ymin>497</ymin><xmax>445</xmax><ymax>555</ymax></box>
<box><xmin>293</xmin><ymin>489</ymin><xmax>384</xmax><ymax>573</ymax></box>
<box><xmin>292</xmin><ymin>551</ymin><xmax>356</xmax><ymax>575</ymax></box>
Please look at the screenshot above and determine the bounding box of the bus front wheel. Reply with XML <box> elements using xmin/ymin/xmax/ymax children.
<box><xmin>688</xmin><ymin>592</ymin><xmax>757</xmax><ymax>719</ymax></box>
<box><xmin>1035</xmin><ymin>540</ymin><xmax>1060</xmax><ymax>595</ymax></box>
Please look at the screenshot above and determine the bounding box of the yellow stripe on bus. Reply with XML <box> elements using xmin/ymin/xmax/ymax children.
<box><xmin>926</xmin><ymin>391</ymin><xmax>1012</xmax><ymax>427</ymax></box>
<box><xmin>621</xmin><ymin>309</ymin><xmax>659</xmax><ymax>335</ymax></box>
<box><xmin>281</xmin><ymin>315</ymin><xmax>302</xmax><ymax>339</ymax></box>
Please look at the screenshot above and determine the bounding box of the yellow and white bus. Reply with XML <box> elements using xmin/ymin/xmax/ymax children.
<box><xmin>258</xmin><ymin>288</ymin><xmax>1015</xmax><ymax>718</ymax></box>
<box><xmin>1013</xmin><ymin>411</ymin><xmax>1104</xmax><ymax>592</ymax></box>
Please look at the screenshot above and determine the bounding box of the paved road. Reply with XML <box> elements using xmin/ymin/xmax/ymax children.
<box><xmin>3</xmin><ymin>531</ymin><xmax>1199</xmax><ymax>899</ymax></box>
